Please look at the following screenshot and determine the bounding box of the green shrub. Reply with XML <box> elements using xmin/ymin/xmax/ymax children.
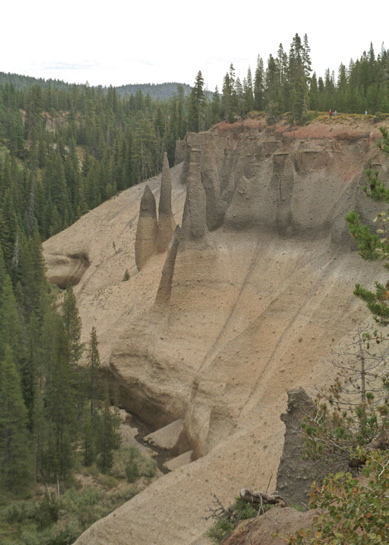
<box><xmin>20</xmin><ymin>529</ymin><xmax>41</xmax><ymax>545</ymax></box>
<box><xmin>289</xmin><ymin>452</ymin><xmax>389</xmax><ymax>544</ymax></box>
<box><xmin>138</xmin><ymin>456</ymin><xmax>157</xmax><ymax>480</ymax></box>
<box><xmin>206</xmin><ymin>496</ymin><xmax>259</xmax><ymax>544</ymax></box>
<box><xmin>3</xmin><ymin>500</ymin><xmax>34</xmax><ymax>525</ymax></box>
<box><xmin>64</xmin><ymin>487</ymin><xmax>102</xmax><ymax>510</ymax></box>
<box><xmin>207</xmin><ymin>518</ymin><xmax>235</xmax><ymax>544</ymax></box>
<box><xmin>111</xmin><ymin>446</ymin><xmax>157</xmax><ymax>482</ymax></box>
<box><xmin>34</xmin><ymin>496</ymin><xmax>61</xmax><ymax>530</ymax></box>
<box><xmin>125</xmin><ymin>459</ymin><xmax>139</xmax><ymax>483</ymax></box>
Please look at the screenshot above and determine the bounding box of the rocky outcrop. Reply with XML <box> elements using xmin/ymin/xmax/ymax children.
<box><xmin>135</xmin><ymin>185</ymin><xmax>158</xmax><ymax>271</ymax></box>
<box><xmin>199</xmin><ymin>135</ymin><xmax>228</xmax><ymax>230</ymax></box>
<box><xmin>274</xmin><ymin>388</ymin><xmax>341</xmax><ymax>507</ymax></box>
<box><xmin>155</xmin><ymin>225</ymin><xmax>181</xmax><ymax>306</ymax></box>
<box><xmin>275</xmin><ymin>387</ymin><xmax>354</xmax><ymax>508</ymax></box>
<box><xmin>180</xmin><ymin>147</ymin><xmax>209</xmax><ymax>249</ymax></box>
<box><xmin>45</xmin><ymin>252</ymin><xmax>90</xmax><ymax>288</ymax></box>
<box><xmin>136</xmin><ymin>154</ymin><xmax>177</xmax><ymax>270</ymax></box>
<box><xmin>156</xmin><ymin>153</ymin><xmax>176</xmax><ymax>253</ymax></box>
<box><xmin>275</xmin><ymin>388</ymin><xmax>314</xmax><ymax>507</ymax></box>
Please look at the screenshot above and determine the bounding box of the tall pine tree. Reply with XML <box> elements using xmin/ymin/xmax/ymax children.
<box><xmin>0</xmin><ymin>345</ymin><xmax>33</xmax><ymax>493</ymax></box>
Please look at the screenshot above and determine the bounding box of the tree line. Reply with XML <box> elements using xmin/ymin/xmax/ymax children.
<box><xmin>189</xmin><ymin>35</ymin><xmax>389</xmax><ymax>127</ymax></box>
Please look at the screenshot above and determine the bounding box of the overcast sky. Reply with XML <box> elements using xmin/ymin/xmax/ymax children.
<box><xmin>2</xmin><ymin>0</ymin><xmax>388</xmax><ymax>91</ymax></box>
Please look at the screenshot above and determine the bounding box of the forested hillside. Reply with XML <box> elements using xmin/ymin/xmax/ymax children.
<box><xmin>0</xmin><ymin>72</ymin><xmax>73</xmax><ymax>90</ymax></box>
<box><xmin>0</xmin><ymin>82</ymin><xmax>190</xmax><ymax>242</ymax></box>
<box><xmin>0</xmin><ymin>74</ymin><xmax>191</xmax><ymax>100</ymax></box>
<box><xmin>115</xmin><ymin>82</ymin><xmax>192</xmax><ymax>99</ymax></box>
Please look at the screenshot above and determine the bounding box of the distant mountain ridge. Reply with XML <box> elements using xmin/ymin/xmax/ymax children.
<box><xmin>115</xmin><ymin>82</ymin><xmax>192</xmax><ymax>99</ymax></box>
<box><xmin>0</xmin><ymin>72</ymin><xmax>192</xmax><ymax>100</ymax></box>
<box><xmin>0</xmin><ymin>71</ymin><xmax>72</xmax><ymax>90</ymax></box>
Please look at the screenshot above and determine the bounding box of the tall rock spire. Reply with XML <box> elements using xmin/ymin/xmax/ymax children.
<box><xmin>156</xmin><ymin>152</ymin><xmax>176</xmax><ymax>253</ymax></box>
<box><xmin>155</xmin><ymin>226</ymin><xmax>181</xmax><ymax>306</ymax></box>
<box><xmin>135</xmin><ymin>185</ymin><xmax>157</xmax><ymax>271</ymax></box>
<box><xmin>180</xmin><ymin>148</ymin><xmax>208</xmax><ymax>249</ymax></box>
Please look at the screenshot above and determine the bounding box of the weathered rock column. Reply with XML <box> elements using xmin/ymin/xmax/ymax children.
<box><xmin>156</xmin><ymin>152</ymin><xmax>176</xmax><ymax>253</ymax></box>
<box><xmin>275</xmin><ymin>388</ymin><xmax>315</xmax><ymax>507</ymax></box>
<box><xmin>180</xmin><ymin>148</ymin><xmax>209</xmax><ymax>250</ymax></box>
<box><xmin>155</xmin><ymin>226</ymin><xmax>181</xmax><ymax>306</ymax></box>
<box><xmin>275</xmin><ymin>387</ymin><xmax>345</xmax><ymax>507</ymax></box>
<box><xmin>135</xmin><ymin>185</ymin><xmax>158</xmax><ymax>271</ymax></box>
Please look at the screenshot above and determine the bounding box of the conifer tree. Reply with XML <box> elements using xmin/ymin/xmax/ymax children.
<box><xmin>39</xmin><ymin>309</ymin><xmax>76</xmax><ymax>480</ymax></box>
<box><xmin>265</xmin><ymin>54</ymin><xmax>282</xmax><ymax>118</ymax></box>
<box><xmin>16</xmin><ymin>230</ymin><xmax>48</xmax><ymax>322</ymax></box>
<box><xmin>62</xmin><ymin>283</ymin><xmax>83</xmax><ymax>366</ymax></box>
<box><xmin>302</xmin><ymin>33</ymin><xmax>312</xmax><ymax>79</ymax></box>
<box><xmin>188</xmin><ymin>71</ymin><xmax>206</xmax><ymax>133</ymax></box>
<box><xmin>0</xmin><ymin>91</ymin><xmax>4</xmax><ymax>138</ymax></box>
<box><xmin>22</xmin><ymin>312</ymin><xmax>41</xmax><ymax>425</ymax></box>
<box><xmin>0</xmin><ymin>273</ymin><xmax>22</xmax><ymax>362</ymax></box>
<box><xmin>0</xmin><ymin>245</ymin><xmax>6</xmax><ymax>294</ymax></box>
<box><xmin>0</xmin><ymin>345</ymin><xmax>33</xmax><ymax>493</ymax></box>
<box><xmin>222</xmin><ymin>64</ymin><xmax>238</xmax><ymax>123</ymax></box>
<box><xmin>87</xmin><ymin>327</ymin><xmax>102</xmax><ymax>412</ymax></box>
<box><xmin>95</xmin><ymin>384</ymin><xmax>121</xmax><ymax>474</ymax></box>
<box><xmin>210</xmin><ymin>86</ymin><xmax>222</xmax><ymax>125</ymax></box>
<box><xmin>254</xmin><ymin>56</ymin><xmax>265</xmax><ymax>111</ymax></box>
<box><xmin>0</xmin><ymin>188</ymin><xmax>17</xmax><ymax>275</ymax></box>
<box><xmin>132</xmin><ymin>113</ymin><xmax>158</xmax><ymax>181</ymax></box>
<box><xmin>82</xmin><ymin>327</ymin><xmax>103</xmax><ymax>465</ymax></box>
<box><xmin>276</xmin><ymin>43</ymin><xmax>288</xmax><ymax>109</ymax></box>
<box><xmin>235</xmin><ymin>77</ymin><xmax>245</xmax><ymax>118</ymax></box>
<box><xmin>288</xmin><ymin>33</ymin><xmax>310</xmax><ymax>122</ymax></box>
<box><xmin>82</xmin><ymin>327</ymin><xmax>120</xmax><ymax>468</ymax></box>
<box><xmin>309</xmin><ymin>73</ymin><xmax>319</xmax><ymax>111</ymax></box>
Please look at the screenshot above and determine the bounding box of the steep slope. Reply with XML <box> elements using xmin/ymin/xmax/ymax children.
<box><xmin>43</xmin><ymin>115</ymin><xmax>389</xmax><ymax>545</ymax></box>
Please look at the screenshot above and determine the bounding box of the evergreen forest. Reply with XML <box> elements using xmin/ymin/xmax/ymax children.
<box><xmin>1</xmin><ymin>32</ymin><xmax>389</xmax><ymax>544</ymax></box>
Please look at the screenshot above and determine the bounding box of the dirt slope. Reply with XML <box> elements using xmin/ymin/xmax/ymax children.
<box><xmin>43</xmin><ymin>115</ymin><xmax>389</xmax><ymax>545</ymax></box>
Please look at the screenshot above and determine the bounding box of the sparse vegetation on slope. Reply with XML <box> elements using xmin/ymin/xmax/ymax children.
<box><xmin>0</xmin><ymin>444</ymin><xmax>157</xmax><ymax>545</ymax></box>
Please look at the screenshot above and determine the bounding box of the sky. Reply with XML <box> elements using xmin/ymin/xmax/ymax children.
<box><xmin>2</xmin><ymin>0</ymin><xmax>388</xmax><ymax>91</ymax></box>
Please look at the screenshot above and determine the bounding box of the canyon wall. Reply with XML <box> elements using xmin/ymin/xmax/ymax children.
<box><xmin>43</xmin><ymin>116</ymin><xmax>389</xmax><ymax>545</ymax></box>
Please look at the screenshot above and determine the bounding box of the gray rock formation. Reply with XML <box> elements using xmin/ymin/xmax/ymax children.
<box><xmin>135</xmin><ymin>185</ymin><xmax>158</xmax><ymax>271</ymax></box>
<box><xmin>275</xmin><ymin>387</ymin><xmax>345</xmax><ymax>507</ymax></box>
<box><xmin>179</xmin><ymin>138</ymin><xmax>191</xmax><ymax>185</ymax></box>
<box><xmin>275</xmin><ymin>388</ymin><xmax>314</xmax><ymax>507</ymax></box>
<box><xmin>180</xmin><ymin>148</ymin><xmax>209</xmax><ymax>249</ymax></box>
<box><xmin>155</xmin><ymin>226</ymin><xmax>181</xmax><ymax>305</ymax></box>
<box><xmin>156</xmin><ymin>153</ymin><xmax>176</xmax><ymax>253</ymax></box>
<box><xmin>201</xmin><ymin>137</ymin><xmax>227</xmax><ymax>230</ymax></box>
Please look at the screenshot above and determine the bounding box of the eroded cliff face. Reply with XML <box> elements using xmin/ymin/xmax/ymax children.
<box><xmin>43</xmin><ymin>116</ymin><xmax>389</xmax><ymax>545</ymax></box>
